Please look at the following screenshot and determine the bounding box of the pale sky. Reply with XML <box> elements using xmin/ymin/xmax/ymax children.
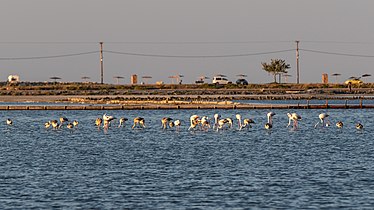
<box><xmin>1</xmin><ymin>0</ymin><xmax>373</xmax><ymax>84</ymax></box>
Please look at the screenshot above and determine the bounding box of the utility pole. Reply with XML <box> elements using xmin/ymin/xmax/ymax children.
<box><xmin>296</xmin><ymin>40</ymin><xmax>300</xmax><ymax>84</ymax></box>
<box><xmin>100</xmin><ymin>42</ymin><xmax>104</xmax><ymax>84</ymax></box>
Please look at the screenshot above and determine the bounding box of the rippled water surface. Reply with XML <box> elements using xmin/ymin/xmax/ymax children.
<box><xmin>0</xmin><ymin>109</ymin><xmax>373</xmax><ymax>209</ymax></box>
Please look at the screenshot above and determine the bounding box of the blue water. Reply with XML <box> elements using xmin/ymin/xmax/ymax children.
<box><xmin>0</xmin><ymin>109</ymin><xmax>373</xmax><ymax>209</ymax></box>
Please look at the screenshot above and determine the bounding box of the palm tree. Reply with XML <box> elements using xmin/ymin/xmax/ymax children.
<box><xmin>261</xmin><ymin>59</ymin><xmax>290</xmax><ymax>83</ymax></box>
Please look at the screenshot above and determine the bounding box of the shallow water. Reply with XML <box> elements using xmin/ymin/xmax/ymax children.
<box><xmin>0</xmin><ymin>109</ymin><xmax>373</xmax><ymax>209</ymax></box>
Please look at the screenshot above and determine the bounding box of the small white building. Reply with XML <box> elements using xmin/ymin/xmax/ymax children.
<box><xmin>8</xmin><ymin>75</ymin><xmax>20</xmax><ymax>83</ymax></box>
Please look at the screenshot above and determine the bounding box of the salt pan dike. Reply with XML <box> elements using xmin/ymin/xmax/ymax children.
<box><xmin>0</xmin><ymin>94</ymin><xmax>373</xmax><ymax>110</ymax></box>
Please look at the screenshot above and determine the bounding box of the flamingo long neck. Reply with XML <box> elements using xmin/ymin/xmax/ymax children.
<box><xmin>238</xmin><ymin>118</ymin><xmax>242</xmax><ymax>128</ymax></box>
<box><xmin>214</xmin><ymin>115</ymin><xmax>219</xmax><ymax>124</ymax></box>
<box><xmin>267</xmin><ymin>115</ymin><xmax>272</xmax><ymax>124</ymax></box>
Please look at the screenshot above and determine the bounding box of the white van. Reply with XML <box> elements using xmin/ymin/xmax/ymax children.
<box><xmin>212</xmin><ymin>76</ymin><xmax>230</xmax><ymax>85</ymax></box>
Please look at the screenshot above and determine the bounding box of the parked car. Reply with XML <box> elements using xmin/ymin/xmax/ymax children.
<box><xmin>236</xmin><ymin>78</ymin><xmax>248</xmax><ymax>85</ymax></box>
<box><xmin>344</xmin><ymin>78</ymin><xmax>363</xmax><ymax>85</ymax></box>
<box><xmin>195</xmin><ymin>79</ymin><xmax>205</xmax><ymax>84</ymax></box>
<box><xmin>212</xmin><ymin>76</ymin><xmax>230</xmax><ymax>85</ymax></box>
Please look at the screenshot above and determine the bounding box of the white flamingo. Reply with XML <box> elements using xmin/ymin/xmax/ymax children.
<box><xmin>236</xmin><ymin>114</ymin><xmax>255</xmax><ymax>130</ymax></box>
<box><xmin>213</xmin><ymin>113</ymin><xmax>221</xmax><ymax>130</ymax></box>
<box><xmin>118</xmin><ymin>117</ymin><xmax>128</xmax><ymax>127</ymax></box>
<box><xmin>265</xmin><ymin>112</ymin><xmax>275</xmax><ymax>130</ymax></box>
<box><xmin>287</xmin><ymin>113</ymin><xmax>302</xmax><ymax>128</ymax></box>
<box><xmin>51</xmin><ymin>120</ymin><xmax>59</xmax><ymax>129</ymax></box>
<box><xmin>132</xmin><ymin>117</ymin><xmax>145</xmax><ymax>129</ymax></box>
<box><xmin>67</xmin><ymin>123</ymin><xmax>74</xmax><ymax>129</ymax></box>
<box><xmin>226</xmin><ymin>118</ymin><xmax>233</xmax><ymax>128</ymax></box>
<box><xmin>217</xmin><ymin>118</ymin><xmax>229</xmax><ymax>130</ymax></box>
<box><xmin>59</xmin><ymin>117</ymin><xmax>69</xmax><ymax>128</ymax></box>
<box><xmin>6</xmin><ymin>118</ymin><xmax>13</xmax><ymax>125</ymax></box>
<box><xmin>336</xmin><ymin>121</ymin><xmax>343</xmax><ymax>128</ymax></box>
<box><xmin>95</xmin><ymin>118</ymin><xmax>103</xmax><ymax>127</ymax></box>
<box><xmin>73</xmin><ymin>120</ymin><xmax>79</xmax><ymax>127</ymax></box>
<box><xmin>356</xmin><ymin>123</ymin><xmax>363</xmax><ymax>130</ymax></box>
<box><xmin>315</xmin><ymin>113</ymin><xmax>330</xmax><ymax>128</ymax></box>
<box><xmin>161</xmin><ymin>117</ymin><xmax>173</xmax><ymax>129</ymax></box>
<box><xmin>242</xmin><ymin>118</ymin><xmax>255</xmax><ymax>129</ymax></box>
<box><xmin>45</xmin><ymin>121</ymin><xmax>51</xmax><ymax>128</ymax></box>
<box><xmin>200</xmin><ymin>116</ymin><xmax>210</xmax><ymax>130</ymax></box>
<box><xmin>174</xmin><ymin>120</ymin><xmax>181</xmax><ymax>131</ymax></box>
<box><xmin>103</xmin><ymin>114</ymin><xmax>116</xmax><ymax>128</ymax></box>
<box><xmin>188</xmin><ymin>115</ymin><xmax>200</xmax><ymax>130</ymax></box>
<box><xmin>236</xmin><ymin>114</ymin><xmax>242</xmax><ymax>129</ymax></box>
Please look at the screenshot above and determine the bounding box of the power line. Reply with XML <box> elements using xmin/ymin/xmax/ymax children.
<box><xmin>104</xmin><ymin>49</ymin><xmax>295</xmax><ymax>58</ymax></box>
<box><xmin>0</xmin><ymin>41</ymin><xmax>294</xmax><ymax>45</ymax></box>
<box><xmin>300</xmin><ymin>40</ymin><xmax>374</xmax><ymax>45</ymax></box>
<box><xmin>300</xmin><ymin>49</ymin><xmax>374</xmax><ymax>58</ymax></box>
<box><xmin>0</xmin><ymin>48</ymin><xmax>373</xmax><ymax>60</ymax></box>
<box><xmin>0</xmin><ymin>42</ymin><xmax>98</xmax><ymax>44</ymax></box>
<box><xmin>104</xmin><ymin>41</ymin><xmax>294</xmax><ymax>45</ymax></box>
<box><xmin>0</xmin><ymin>51</ymin><xmax>99</xmax><ymax>60</ymax></box>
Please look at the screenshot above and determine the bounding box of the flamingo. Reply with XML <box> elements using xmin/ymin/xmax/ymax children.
<box><xmin>226</xmin><ymin>118</ymin><xmax>233</xmax><ymax>128</ymax></box>
<box><xmin>174</xmin><ymin>120</ymin><xmax>181</xmax><ymax>131</ymax></box>
<box><xmin>59</xmin><ymin>117</ymin><xmax>69</xmax><ymax>128</ymax></box>
<box><xmin>213</xmin><ymin>113</ymin><xmax>221</xmax><ymax>130</ymax></box>
<box><xmin>265</xmin><ymin>112</ymin><xmax>275</xmax><ymax>130</ymax></box>
<box><xmin>103</xmin><ymin>113</ymin><xmax>116</xmax><ymax>122</ymax></box>
<box><xmin>356</xmin><ymin>123</ymin><xmax>363</xmax><ymax>130</ymax></box>
<box><xmin>161</xmin><ymin>117</ymin><xmax>173</xmax><ymax>129</ymax></box>
<box><xmin>217</xmin><ymin>118</ymin><xmax>229</xmax><ymax>130</ymax></box>
<box><xmin>118</xmin><ymin>117</ymin><xmax>128</xmax><ymax>128</ymax></box>
<box><xmin>73</xmin><ymin>120</ymin><xmax>79</xmax><ymax>127</ymax></box>
<box><xmin>336</xmin><ymin>121</ymin><xmax>343</xmax><ymax>128</ymax></box>
<box><xmin>242</xmin><ymin>118</ymin><xmax>255</xmax><ymax>129</ymax></box>
<box><xmin>188</xmin><ymin>115</ymin><xmax>200</xmax><ymax>130</ymax></box>
<box><xmin>45</xmin><ymin>121</ymin><xmax>51</xmax><ymax>128</ymax></box>
<box><xmin>67</xmin><ymin>123</ymin><xmax>74</xmax><ymax>129</ymax></box>
<box><xmin>236</xmin><ymin>114</ymin><xmax>255</xmax><ymax>130</ymax></box>
<box><xmin>169</xmin><ymin>121</ymin><xmax>175</xmax><ymax>128</ymax></box>
<box><xmin>236</xmin><ymin>114</ymin><xmax>242</xmax><ymax>129</ymax></box>
<box><xmin>315</xmin><ymin>113</ymin><xmax>330</xmax><ymax>128</ymax></box>
<box><xmin>132</xmin><ymin>117</ymin><xmax>145</xmax><ymax>129</ymax></box>
<box><xmin>287</xmin><ymin>113</ymin><xmax>302</xmax><ymax>128</ymax></box>
<box><xmin>103</xmin><ymin>114</ymin><xmax>116</xmax><ymax>128</ymax></box>
<box><xmin>200</xmin><ymin>116</ymin><xmax>210</xmax><ymax>130</ymax></box>
<box><xmin>6</xmin><ymin>118</ymin><xmax>13</xmax><ymax>125</ymax></box>
<box><xmin>95</xmin><ymin>118</ymin><xmax>103</xmax><ymax>127</ymax></box>
<box><xmin>51</xmin><ymin>120</ymin><xmax>59</xmax><ymax>129</ymax></box>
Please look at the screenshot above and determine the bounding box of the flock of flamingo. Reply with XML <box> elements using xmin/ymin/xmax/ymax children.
<box><xmin>4</xmin><ymin>111</ymin><xmax>364</xmax><ymax>131</ymax></box>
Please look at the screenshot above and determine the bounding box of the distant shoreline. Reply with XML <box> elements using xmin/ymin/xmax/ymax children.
<box><xmin>0</xmin><ymin>83</ymin><xmax>373</xmax><ymax>106</ymax></box>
